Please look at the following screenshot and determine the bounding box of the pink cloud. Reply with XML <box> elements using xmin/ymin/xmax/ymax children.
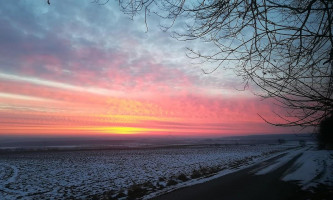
<box><xmin>0</xmin><ymin>1</ymin><xmax>306</xmax><ymax>137</ymax></box>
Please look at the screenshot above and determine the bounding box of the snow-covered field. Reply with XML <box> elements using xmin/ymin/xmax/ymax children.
<box><xmin>0</xmin><ymin>143</ymin><xmax>295</xmax><ymax>200</ymax></box>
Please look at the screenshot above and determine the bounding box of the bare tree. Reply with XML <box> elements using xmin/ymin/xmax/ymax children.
<box><xmin>108</xmin><ymin>0</ymin><xmax>332</xmax><ymax>128</ymax></box>
<box><xmin>48</xmin><ymin>0</ymin><xmax>332</xmax><ymax>128</ymax></box>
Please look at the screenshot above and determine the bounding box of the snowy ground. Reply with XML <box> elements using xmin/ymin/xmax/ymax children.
<box><xmin>149</xmin><ymin>144</ymin><xmax>333</xmax><ymax>200</ymax></box>
<box><xmin>252</xmin><ymin>145</ymin><xmax>333</xmax><ymax>190</ymax></box>
<box><xmin>282</xmin><ymin>148</ymin><xmax>333</xmax><ymax>189</ymax></box>
<box><xmin>0</xmin><ymin>143</ymin><xmax>296</xmax><ymax>200</ymax></box>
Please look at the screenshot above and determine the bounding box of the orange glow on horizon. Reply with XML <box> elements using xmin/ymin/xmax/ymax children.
<box><xmin>0</xmin><ymin>73</ymin><xmax>300</xmax><ymax>137</ymax></box>
<box><xmin>74</xmin><ymin>126</ymin><xmax>168</xmax><ymax>135</ymax></box>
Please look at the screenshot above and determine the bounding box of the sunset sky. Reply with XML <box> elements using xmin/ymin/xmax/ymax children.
<box><xmin>0</xmin><ymin>1</ymin><xmax>306</xmax><ymax>137</ymax></box>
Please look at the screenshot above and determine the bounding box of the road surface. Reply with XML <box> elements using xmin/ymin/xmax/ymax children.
<box><xmin>152</xmin><ymin>149</ymin><xmax>330</xmax><ymax>200</ymax></box>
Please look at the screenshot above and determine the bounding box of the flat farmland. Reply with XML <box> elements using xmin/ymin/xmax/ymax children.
<box><xmin>0</xmin><ymin>144</ymin><xmax>295</xmax><ymax>199</ymax></box>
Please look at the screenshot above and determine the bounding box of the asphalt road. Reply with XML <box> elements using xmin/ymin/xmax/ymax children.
<box><xmin>152</xmin><ymin>152</ymin><xmax>310</xmax><ymax>200</ymax></box>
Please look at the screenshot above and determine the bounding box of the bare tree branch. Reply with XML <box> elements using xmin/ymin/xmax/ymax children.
<box><xmin>106</xmin><ymin>0</ymin><xmax>333</xmax><ymax>128</ymax></box>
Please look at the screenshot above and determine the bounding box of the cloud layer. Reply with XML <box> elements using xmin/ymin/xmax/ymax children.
<box><xmin>0</xmin><ymin>1</ymin><xmax>303</xmax><ymax>137</ymax></box>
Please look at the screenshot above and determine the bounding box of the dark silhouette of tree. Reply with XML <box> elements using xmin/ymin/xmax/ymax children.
<box><xmin>278</xmin><ymin>139</ymin><xmax>286</xmax><ymax>144</ymax></box>
<box><xmin>109</xmin><ymin>0</ymin><xmax>333</xmax><ymax>129</ymax></box>
<box><xmin>317</xmin><ymin>112</ymin><xmax>333</xmax><ymax>149</ymax></box>
<box><xmin>48</xmin><ymin>1</ymin><xmax>332</xmax><ymax>135</ymax></box>
<box><xmin>299</xmin><ymin>139</ymin><xmax>306</xmax><ymax>147</ymax></box>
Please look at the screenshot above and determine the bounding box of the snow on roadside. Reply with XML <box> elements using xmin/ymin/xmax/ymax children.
<box><xmin>282</xmin><ymin>149</ymin><xmax>333</xmax><ymax>189</ymax></box>
<box><xmin>144</xmin><ymin>146</ymin><xmax>300</xmax><ymax>200</ymax></box>
<box><xmin>254</xmin><ymin>147</ymin><xmax>307</xmax><ymax>175</ymax></box>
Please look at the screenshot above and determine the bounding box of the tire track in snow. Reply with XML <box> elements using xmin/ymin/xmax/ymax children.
<box><xmin>253</xmin><ymin>147</ymin><xmax>307</xmax><ymax>175</ymax></box>
<box><xmin>0</xmin><ymin>163</ymin><xmax>27</xmax><ymax>196</ymax></box>
<box><xmin>1</xmin><ymin>164</ymin><xmax>18</xmax><ymax>185</ymax></box>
